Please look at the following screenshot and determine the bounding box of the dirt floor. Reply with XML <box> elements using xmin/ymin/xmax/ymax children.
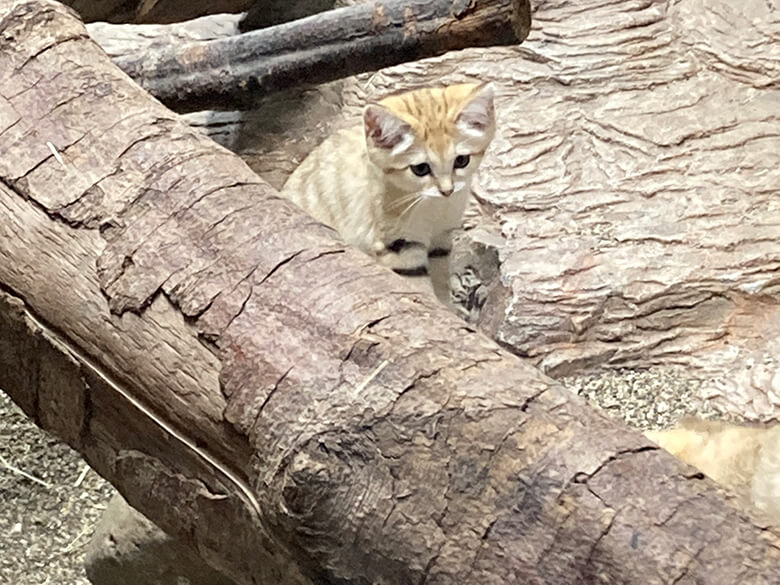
<box><xmin>0</xmin><ymin>391</ymin><xmax>114</xmax><ymax>585</ymax></box>
<box><xmin>0</xmin><ymin>365</ymin><xmax>713</xmax><ymax>584</ymax></box>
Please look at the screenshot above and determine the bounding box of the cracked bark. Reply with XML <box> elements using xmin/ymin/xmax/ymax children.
<box><xmin>1</xmin><ymin>1</ymin><xmax>780</xmax><ymax>585</ymax></box>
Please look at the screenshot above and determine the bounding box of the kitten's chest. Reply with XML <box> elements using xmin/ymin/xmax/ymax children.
<box><xmin>397</xmin><ymin>191</ymin><xmax>469</xmax><ymax>244</ymax></box>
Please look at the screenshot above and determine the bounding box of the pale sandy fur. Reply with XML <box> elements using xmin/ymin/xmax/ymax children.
<box><xmin>280</xmin><ymin>83</ymin><xmax>495</xmax><ymax>301</ymax></box>
<box><xmin>646</xmin><ymin>419</ymin><xmax>780</xmax><ymax>525</ymax></box>
<box><xmin>282</xmin><ymin>126</ymin><xmax>469</xmax><ymax>255</ymax></box>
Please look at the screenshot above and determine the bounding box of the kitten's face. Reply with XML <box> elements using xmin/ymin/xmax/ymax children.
<box><xmin>363</xmin><ymin>83</ymin><xmax>495</xmax><ymax>200</ymax></box>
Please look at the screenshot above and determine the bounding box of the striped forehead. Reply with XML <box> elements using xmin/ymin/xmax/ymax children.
<box><xmin>379</xmin><ymin>86</ymin><xmax>475</xmax><ymax>154</ymax></box>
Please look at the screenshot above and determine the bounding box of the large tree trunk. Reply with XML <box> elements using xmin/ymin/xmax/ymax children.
<box><xmin>1</xmin><ymin>1</ymin><xmax>779</xmax><ymax>584</ymax></box>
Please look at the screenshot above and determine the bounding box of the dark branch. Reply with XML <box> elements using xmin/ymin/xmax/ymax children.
<box><xmin>110</xmin><ymin>0</ymin><xmax>532</xmax><ymax>112</ymax></box>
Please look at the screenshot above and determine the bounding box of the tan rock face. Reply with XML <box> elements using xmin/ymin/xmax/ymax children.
<box><xmin>324</xmin><ymin>0</ymin><xmax>780</xmax><ymax>419</ymax></box>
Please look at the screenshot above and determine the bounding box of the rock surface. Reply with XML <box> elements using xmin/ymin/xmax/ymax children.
<box><xmin>243</xmin><ymin>0</ymin><xmax>780</xmax><ymax>420</ymax></box>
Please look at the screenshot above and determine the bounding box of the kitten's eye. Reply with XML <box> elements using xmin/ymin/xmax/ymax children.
<box><xmin>454</xmin><ymin>154</ymin><xmax>471</xmax><ymax>169</ymax></box>
<box><xmin>409</xmin><ymin>162</ymin><xmax>432</xmax><ymax>177</ymax></box>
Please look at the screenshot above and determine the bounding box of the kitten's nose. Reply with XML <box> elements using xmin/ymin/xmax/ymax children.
<box><xmin>438</xmin><ymin>181</ymin><xmax>454</xmax><ymax>197</ymax></box>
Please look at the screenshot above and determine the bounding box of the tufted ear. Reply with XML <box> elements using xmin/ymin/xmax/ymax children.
<box><xmin>363</xmin><ymin>105</ymin><xmax>414</xmax><ymax>154</ymax></box>
<box><xmin>456</xmin><ymin>83</ymin><xmax>495</xmax><ymax>136</ymax></box>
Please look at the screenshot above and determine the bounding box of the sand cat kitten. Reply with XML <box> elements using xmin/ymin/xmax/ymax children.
<box><xmin>280</xmin><ymin>83</ymin><xmax>495</xmax><ymax>302</ymax></box>
<box><xmin>646</xmin><ymin>418</ymin><xmax>780</xmax><ymax>525</ymax></box>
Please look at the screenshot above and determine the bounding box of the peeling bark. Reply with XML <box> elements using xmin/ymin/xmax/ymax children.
<box><xmin>1</xmin><ymin>1</ymin><xmax>780</xmax><ymax>585</ymax></box>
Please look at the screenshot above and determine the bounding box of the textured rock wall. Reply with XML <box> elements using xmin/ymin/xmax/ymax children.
<box><xmin>311</xmin><ymin>0</ymin><xmax>780</xmax><ymax>419</ymax></box>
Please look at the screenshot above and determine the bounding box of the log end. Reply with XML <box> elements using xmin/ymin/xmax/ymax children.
<box><xmin>511</xmin><ymin>0</ymin><xmax>532</xmax><ymax>42</ymax></box>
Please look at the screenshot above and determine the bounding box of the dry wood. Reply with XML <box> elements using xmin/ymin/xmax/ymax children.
<box><xmin>106</xmin><ymin>0</ymin><xmax>532</xmax><ymax>112</ymax></box>
<box><xmin>1</xmin><ymin>1</ymin><xmax>780</xmax><ymax>584</ymax></box>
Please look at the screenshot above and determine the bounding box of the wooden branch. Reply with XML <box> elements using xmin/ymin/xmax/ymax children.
<box><xmin>1</xmin><ymin>1</ymin><xmax>779</xmax><ymax>584</ymax></box>
<box><xmin>108</xmin><ymin>0</ymin><xmax>532</xmax><ymax>112</ymax></box>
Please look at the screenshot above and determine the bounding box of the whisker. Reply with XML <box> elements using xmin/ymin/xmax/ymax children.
<box><xmin>399</xmin><ymin>196</ymin><xmax>423</xmax><ymax>217</ymax></box>
<box><xmin>387</xmin><ymin>193</ymin><xmax>420</xmax><ymax>211</ymax></box>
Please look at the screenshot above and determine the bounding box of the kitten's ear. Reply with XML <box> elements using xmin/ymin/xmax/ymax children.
<box><xmin>363</xmin><ymin>105</ymin><xmax>413</xmax><ymax>153</ymax></box>
<box><xmin>456</xmin><ymin>83</ymin><xmax>495</xmax><ymax>136</ymax></box>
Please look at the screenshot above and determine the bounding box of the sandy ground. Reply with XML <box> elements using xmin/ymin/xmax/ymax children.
<box><xmin>0</xmin><ymin>365</ymin><xmax>713</xmax><ymax>584</ymax></box>
<box><xmin>0</xmin><ymin>391</ymin><xmax>114</xmax><ymax>585</ymax></box>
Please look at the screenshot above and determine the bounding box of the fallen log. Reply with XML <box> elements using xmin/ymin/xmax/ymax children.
<box><xmin>1</xmin><ymin>1</ymin><xmax>779</xmax><ymax>584</ymax></box>
<box><xmin>107</xmin><ymin>0</ymin><xmax>532</xmax><ymax>112</ymax></box>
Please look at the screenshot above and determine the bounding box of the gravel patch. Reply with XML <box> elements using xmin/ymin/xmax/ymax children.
<box><xmin>561</xmin><ymin>366</ymin><xmax>722</xmax><ymax>430</ymax></box>
<box><xmin>0</xmin><ymin>391</ymin><xmax>115</xmax><ymax>585</ymax></box>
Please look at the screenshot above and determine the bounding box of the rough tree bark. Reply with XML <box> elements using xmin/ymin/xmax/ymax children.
<box><xmin>105</xmin><ymin>0</ymin><xmax>532</xmax><ymax>112</ymax></box>
<box><xmin>1</xmin><ymin>2</ymin><xmax>780</xmax><ymax>585</ymax></box>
